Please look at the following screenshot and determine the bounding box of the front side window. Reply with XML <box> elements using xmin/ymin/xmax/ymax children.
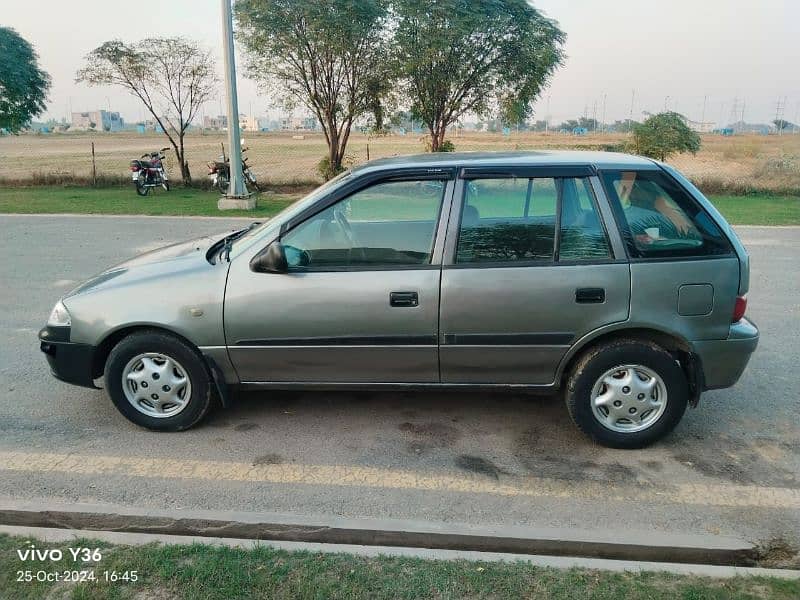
<box><xmin>281</xmin><ymin>179</ymin><xmax>445</xmax><ymax>269</ymax></box>
<box><xmin>455</xmin><ymin>176</ymin><xmax>610</xmax><ymax>264</ymax></box>
<box><xmin>601</xmin><ymin>170</ymin><xmax>731</xmax><ymax>258</ymax></box>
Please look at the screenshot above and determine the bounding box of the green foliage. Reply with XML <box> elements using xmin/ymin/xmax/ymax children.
<box><xmin>631</xmin><ymin>112</ymin><xmax>701</xmax><ymax>161</ymax></box>
<box><xmin>236</xmin><ymin>0</ymin><xmax>391</xmax><ymax>173</ymax></box>
<box><xmin>423</xmin><ymin>137</ymin><xmax>456</xmax><ymax>152</ymax></box>
<box><xmin>317</xmin><ymin>154</ymin><xmax>354</xmax><ymax>181</ymax></box>
<box><xmin>0</xmin><ymin>27</ymin><xmax>51</xmax><ymax>132</ymax></box>
<box><xmin>392</xmin><ymin>0</ymin><xmax>565</xmax><ymax>151</ymax></box>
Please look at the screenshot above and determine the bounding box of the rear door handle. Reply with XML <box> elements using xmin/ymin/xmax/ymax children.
<box><xmin>390</xmin><ymin>291</ymin><xmax>419</xmax><ymax>307</ymax></box>
<box><xmin>576</xmin><ymin>287</ymin><xmax>605</xmax><ymax>304</ymax></box>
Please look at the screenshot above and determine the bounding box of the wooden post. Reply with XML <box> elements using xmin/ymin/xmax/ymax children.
<box><xmin>91</xmin><ymin>142</ymin><xmax>97</xmax><ymax>186</ymax></box>
<box><xmin>366</xmin><ymin>143</ymin><xmax>370</xmax><ymax>161</ymax></box>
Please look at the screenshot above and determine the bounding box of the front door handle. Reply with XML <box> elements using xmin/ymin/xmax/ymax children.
<box><xmin>576</xmin><ymin>287</ymin><xmax>605</xmax><ymax>304</ymax></box>
<box><xmin>390</xmin><ymin>291</ymin><xmax>419</xmax><ymax>307</ymax></box>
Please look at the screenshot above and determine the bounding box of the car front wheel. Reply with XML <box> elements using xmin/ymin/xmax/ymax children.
<box><xmin>104</xmin><ymin>330</ymin><xmax>214</xmax><ymax>431</ymax></box>
<box><xmin>565</xmin><ymin>340</ymin><xmax>688</xmax><ymax>449</ymax></box>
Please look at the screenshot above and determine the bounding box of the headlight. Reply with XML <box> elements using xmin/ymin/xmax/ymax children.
<box><xmin>47</xmin><ymin>300</ymin><xmax>71</xmax><ymax>327</ymax></box>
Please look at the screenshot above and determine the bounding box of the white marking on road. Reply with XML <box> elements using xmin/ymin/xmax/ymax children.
<box><xmin>0</xmin><ymin>451</ymin><xmax>798</xmax><ymax>510</ymax></box>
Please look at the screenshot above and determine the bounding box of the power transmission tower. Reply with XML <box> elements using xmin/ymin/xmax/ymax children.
<box><xmin>774</xmin><ymin>96</ymin><xmax>787</xmax><ymax>135</ymax></box>
<box><xmin>728</xmin><ymin>97</ymin><xmax>740</xmax><ymax>132</ymax></box>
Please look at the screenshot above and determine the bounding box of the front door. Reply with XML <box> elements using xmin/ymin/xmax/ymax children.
<box><xmin>439</xmin><ymin>171</ymin><xmax>631</xmax><ymax>385</ymax></box>
<box><xmin>224</xmin><ymin>176</ymin><xmax>451</xmax><ymax>383</ymax></box>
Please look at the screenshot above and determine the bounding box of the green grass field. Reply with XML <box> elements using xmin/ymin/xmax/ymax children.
<box><xmin>1</xmin><ymin>534</ymin><xmax>797</xmax><ymax>599</ymax></box>
<box><xmin>0</xmin><ymin>186</ymin><xmax>797</xmax><ymax>225</ymax></box>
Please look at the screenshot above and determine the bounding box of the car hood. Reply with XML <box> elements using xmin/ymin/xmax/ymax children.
<box><xmin>64</xmin><ymin>231</ymin><xmax>230</xmax><ymax>298</ymax></box>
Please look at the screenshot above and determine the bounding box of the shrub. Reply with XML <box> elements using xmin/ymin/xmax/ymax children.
<box><xmin>630</xmin><ymin>112</ymin><xmax>701</xmax><ymax>161</ymax></box>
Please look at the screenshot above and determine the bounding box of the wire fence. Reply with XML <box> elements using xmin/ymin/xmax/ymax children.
<box><xmin>0</xmin><ymin>130</ymin><xmax>798</xmax><ymax>194</ymax></box>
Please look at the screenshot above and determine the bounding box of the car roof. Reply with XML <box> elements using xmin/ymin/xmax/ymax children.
<box><xmin>352</xmin><ymin>150</ymin><xmax>657</xmax><ymax>174</ymax></box>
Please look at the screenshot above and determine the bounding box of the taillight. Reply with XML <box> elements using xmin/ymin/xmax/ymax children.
<box><xmin>130</xmin><ymin>165</ymin><xmax>140</xmax><ymax>172</ymax></box>
<box><xmin>732</xmin><ymin>296</ymin><xmax>747</xmax><ymax>322</ymax></box>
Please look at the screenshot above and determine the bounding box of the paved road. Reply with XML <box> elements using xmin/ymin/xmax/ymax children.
<box><xmin>0</xmin><ymin>215</ymin><xmax>798</xmax><ymax>550</ymax></box>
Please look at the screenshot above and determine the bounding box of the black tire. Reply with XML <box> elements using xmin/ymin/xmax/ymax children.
<box><xmin>162</xmin><ymin>181</ymin><xmax>170</xmax><ymax>192</ymax></box>
<box><xmin>565</xmin><ymin>339</ymin><xmax>688</xmax><ymax>449</ymax></box>
<box><xmin>136</xmin><ymin>179</ymin><xmax>150</xmax><ymax>196</ymax></box>
<box><xmin>104</xmin><ymin>330</ymin><xmax>214</xmax><ymax>431</ymax></box>
<box><xmin>217</xmin><ymin>174</ymin><xmax>229</xmax><ymax>194</ymax></box>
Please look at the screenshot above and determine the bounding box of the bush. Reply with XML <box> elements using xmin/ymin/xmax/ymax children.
<box><xmin>423</xmin><ymin>137</ymin><xmax>455</xmax><ymax>152</ymax></box>
<box><xmin>316</xmin><ymin>155</ymin><xmax>352</xmax><ymax>181</ymax></box>
<box><xmin>630</xmin><ymin>112</ymin><xmax>701</xmax><ymax>161</ymax></box>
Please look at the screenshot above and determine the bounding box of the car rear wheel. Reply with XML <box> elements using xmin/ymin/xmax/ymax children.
<box><xmin>105</xmin><ymin>330</ymin><xmax>214</xmax><ymax>431</ymax></box>
<box><xmin>565</xmin><ymin>340</ymin><xmax>688</xmax><ymax>449</ymax></box>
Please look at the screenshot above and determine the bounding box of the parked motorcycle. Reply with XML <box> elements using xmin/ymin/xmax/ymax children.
<box><xmin>130</xmin><ymin>148</ymin><xmax>170</xmax><ymax>196</ymax></box>
<box><xmin>207</xmin><ymin>145</ymin><xmax>259</xmax><ymax>194</ymax></box>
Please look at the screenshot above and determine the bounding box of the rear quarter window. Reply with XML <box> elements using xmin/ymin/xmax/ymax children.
<box><xmin>600</xmin><ymin>170</ymin><xmax>732</xmax><ymax>259</ymax></box>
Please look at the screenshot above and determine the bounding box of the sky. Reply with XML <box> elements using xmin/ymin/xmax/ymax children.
<box><xmin>5</xmin><ymin>0</ymin><xmax>800</xmax><ymax>127</ymax></box>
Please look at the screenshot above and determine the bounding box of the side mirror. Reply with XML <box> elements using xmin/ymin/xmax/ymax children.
<box><xmin>250</xmin><ymin>241</ymin><xmax>288</xmax><ymax>273</ymax></box>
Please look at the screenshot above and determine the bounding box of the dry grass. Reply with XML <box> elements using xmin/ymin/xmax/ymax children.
<box><xmin>0</xmin><ymin>130</ymin><xmax>798</xmax><ymax>193</ymax></box>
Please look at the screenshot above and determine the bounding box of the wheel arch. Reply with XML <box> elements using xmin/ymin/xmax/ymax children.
<box><xmin>557</xmin><ymin>325</ymin><xmax>703</xmax><ymax>407</ymax></box>
<box><xmin>92</xmin><ymin>323</ymin><xmax>232</xmax><ymax>407</ymax></box>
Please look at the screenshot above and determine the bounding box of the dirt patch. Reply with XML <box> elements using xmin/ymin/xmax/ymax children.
<box><xmin>640</xmin><ymin>460</ymin><xmax>664</xmax><ymax>472</ymax></box>
<box><xmin>455</xmin><ymin>455</ymin><xmax>510</xmax><ymax>479</ymax></box>
<box><xmin>756</xmin><ymin>538</ymin><xmax>800</xmax><ymax>569</ymax></box>
<box><xmin>234</xmin><ymin>422</ymin><xmax>260</xmax><ymax>432</ymax></box>
<box><xmin>512</xmin><ymin>428</ymin><xmax>643</xmax><ymax>484</ymax></box>
<box><xmin>398</xmin><ymin>421</ymin><xmax>461</xmax><ymax>455</ymax></box>
<box><xmin>673</xmin><ymin>453</ymin><xmax>755</xmax><ymax>485</ymax></box>
<box><xmin>253</xmin><ymin>453</ymin><xmax>284</xmax><ymax>466</ymax></box>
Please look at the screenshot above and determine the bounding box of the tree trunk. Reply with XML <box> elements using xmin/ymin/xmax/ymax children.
<box><xmin>429</xmin><ymin>125</ymin><xmax>440</xmax><ymax>152</ymax></box>
<box><xmin>178</xmin><ymin>135</ymin><xmax>191</xmax><ymax>186</ymax></box>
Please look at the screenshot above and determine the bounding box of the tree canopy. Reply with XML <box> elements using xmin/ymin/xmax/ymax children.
<box><xmin>392</xmin><ymin>0</ymin><xmax>565</xmax><ymax>150</ymax></box>
<box><xmin>631</xmin><ymin>112</ymin><xmax>701</xmax><ymax>161</ymax></box>
<box><xmin>236</xmin><ymin>0</ymin><xmax>391</xmax><ymax>178</ymax></box>
<box><xmin>76</xmin><ymin>38</ymin><xmax>217</xmax><ymax>184</ymax></box>
<box><xmin>0</xmin><ymin>27</ymin><xmax>51</xmax><ymax>132</ymax></box>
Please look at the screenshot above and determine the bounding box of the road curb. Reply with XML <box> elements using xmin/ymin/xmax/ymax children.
<box><xmin>0</xmin><ymin>500</ymin><xmax>758</xmax><ymax>567</ymax></box>
<box><xmin>3</xmin><ymin>525</ymin><xmax>798</xmax><ymax>579</ymax></box>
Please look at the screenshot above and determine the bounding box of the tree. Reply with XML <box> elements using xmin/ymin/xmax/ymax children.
<box><xmin>773</xmin><ymin>119</ymin><xmax>796</xmax><ymax>131</ymax></box>
<box><xmin>236</xmin><ymin>0</ymin><xmax>391</xmax><ymax>178</ymax></box>
<box><xmin>392</xmin><ymin>0</ymin><xmax>564</xmax><ymax>151</ymax></box>
<box><xmin>0</xmin><ymin>27</ymin><xmax>51</xmax><ymax>132</ymax></box>
<box><xmin>631</xmin><ymin>112</ymin><xmax>701</xmax><ymax>161</ymax></box>
<box><xmin>76</xmin><ymin>38</ymin><xmax>217</xmax><ymax>185</ymax></box>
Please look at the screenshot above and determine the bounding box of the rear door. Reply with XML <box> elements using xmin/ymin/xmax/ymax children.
<box><xmin>439</xmin><ymin>167</ymin><xmax>630</xmax><ymax>385</ymax></box>
<box><xmin>224</xmin><ymin>171</ymin><xmax>454</xmax><ymax>383</ymax></box>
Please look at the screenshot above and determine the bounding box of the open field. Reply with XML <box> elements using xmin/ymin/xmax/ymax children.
<box><xmin>1</xmin><ymin>130</ymin><xmax>798</xmax><ymax>193</ymax></box>
<box><xmin>0</xmin><ymin>186</ymin><xmax>797</xmax><ymax>225</ymax></box>
<box><xmin>2</xmin><ymin>534</ymin><xmax>798</xmax><ymax>600</ymax></box>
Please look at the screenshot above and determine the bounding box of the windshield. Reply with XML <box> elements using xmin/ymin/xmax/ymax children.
<box><xmin>229</xmin><ymin>171</ymin><xmax>353</xmax><ymax>254</ymax></box>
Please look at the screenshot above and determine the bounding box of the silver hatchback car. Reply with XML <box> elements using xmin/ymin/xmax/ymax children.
<box><xmin>40</xmin><ymin>151</ymin><xmax>758</xmax><ymax>448</ymax></box>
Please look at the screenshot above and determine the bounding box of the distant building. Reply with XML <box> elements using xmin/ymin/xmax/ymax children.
<box><xmin>278</xmin><ymin>115</ymin><xmax>320</xmax><ymax>131</ymax></box>
<box><xmin>203</xmin><ymin>115</ymin><xmax>228</xmax><ymax>130</ymax></box>
<box><xmin>240</xmin><ymin>115</ymin><xmax>270</xmax><ymax>131</ymax></box>
<box><xmin>71</xmin><ymin>110</ymin><xmax>124</xmax><ymax>132</ymax></box>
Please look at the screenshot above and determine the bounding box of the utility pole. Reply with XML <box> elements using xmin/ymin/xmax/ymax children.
<box><xmin>545</xmin><ymin>95</ymin><xmax>550</xmax><ymax>134</ymax></box>
<box><xmin>700</xmin><ymin>95</ymin><xmax>707</xmax><ymax>129</ymax></box>
<box><xmin>601</xmin><ymin>93</ymin><xmax>607</xmax><ymax>134</ymax></box>
<box><xmin>219</xmin><ymin>0</ymin><xmax>250</xmax><ymax>207</ymax></box>
<box><xmin>628</xmin><ymin>89</ymin><xmax>636</xmax><ymax>125</ymax></box>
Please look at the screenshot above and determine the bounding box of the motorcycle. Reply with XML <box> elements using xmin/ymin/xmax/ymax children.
<box><xmin>207</xmin><ymin>145</ymin><xmax>259</xmax><ymax>194</ymax></box>
<box><xmin>130</xmin><ymin>148</ymin><xmax>170</xmax><ymax>196</ymax></box>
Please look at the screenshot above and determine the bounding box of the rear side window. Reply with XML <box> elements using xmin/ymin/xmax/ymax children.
<box><xmin>601</xmin><ymin>170</ymin><xmax>731</xmax><ymax>258</ymax></box>
<box><xmin>455</xmin><ymin>177</ymin><xmax>611</xmax><ymax>264</ymax></box>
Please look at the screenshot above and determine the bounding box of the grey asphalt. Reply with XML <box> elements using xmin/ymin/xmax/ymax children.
<box><xmin>0</xmin><ymin>215</ymin><xmax>798</xmax><ymax>554</ymax></box>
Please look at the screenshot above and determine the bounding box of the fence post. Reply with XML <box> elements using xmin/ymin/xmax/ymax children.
<box><xmin>366</xmin><ymin>143</ymin><xmax>370</xmax><ymax>161</ymax></box>
<box><xmin>91</xmin><ymin>142</ymin><xmax>97</xmax><ymax>186</ymax></box>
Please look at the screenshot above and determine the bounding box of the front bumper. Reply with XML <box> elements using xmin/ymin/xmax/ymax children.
<box><xmin>39</xmin><ymin>327</ymin><xmax>99</xmax><ymax>388</ymax></box>
<box><xmin>692</xmin><ymin>318</ymin><xmax>759</xmax><ymax>390</ymax></box>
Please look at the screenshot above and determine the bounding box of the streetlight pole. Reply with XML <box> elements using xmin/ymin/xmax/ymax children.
<box><xmin>219</xmin><ymin>0</ymin><xmax>249</xmax><ymax>205</ymax></box>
